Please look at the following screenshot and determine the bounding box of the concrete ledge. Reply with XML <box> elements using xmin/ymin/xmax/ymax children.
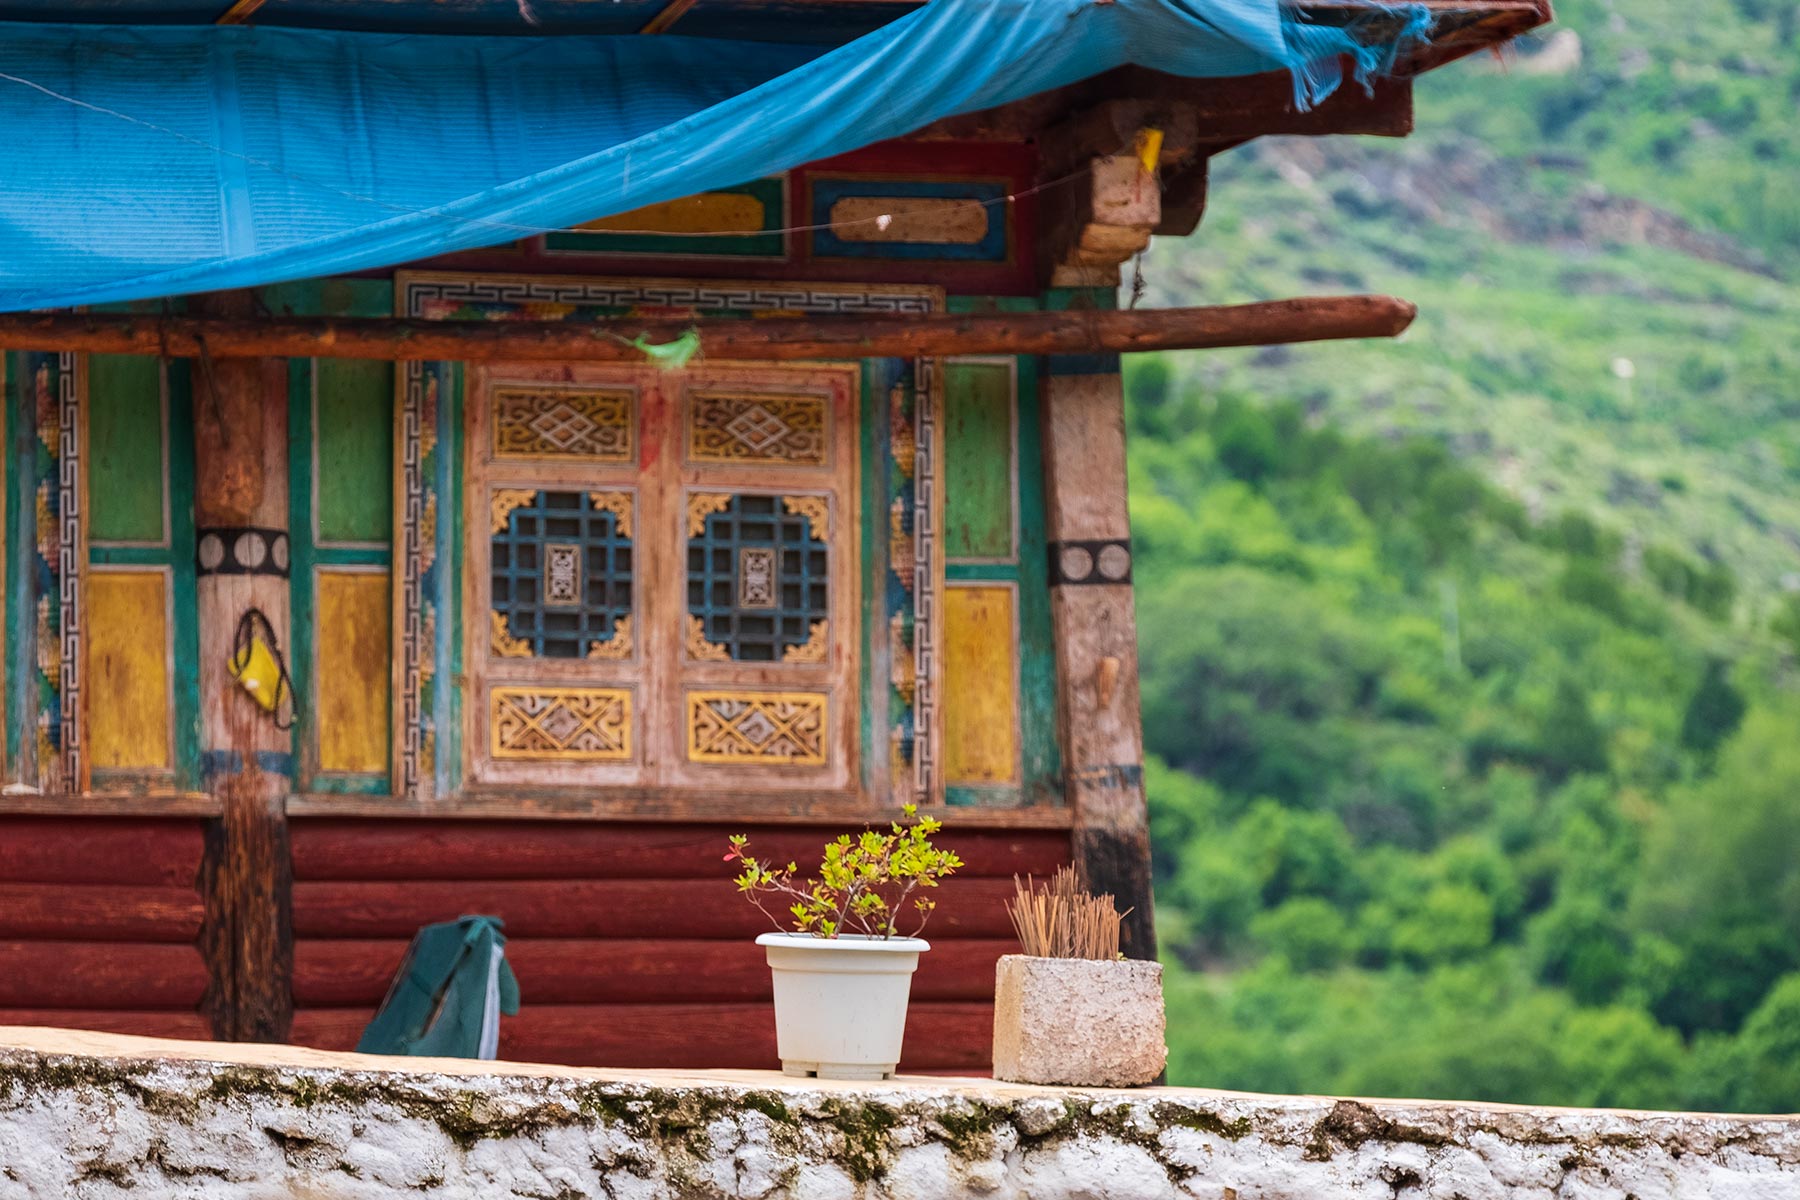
<box><xmin>1</xmin><ymin>1027</ymin><xmax>1797</xmax><ymax>1198</ymax></box>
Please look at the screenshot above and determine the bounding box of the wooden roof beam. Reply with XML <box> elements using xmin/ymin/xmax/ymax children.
<box><xmin>0</xmin><ymin>297</ymin><xmax>1417</xmax><ymax>362</ymax></box>
<box><xmin>915</xmin><ymin>70</ymin><xmax>1412</xmax><ymax>150</ymax></box>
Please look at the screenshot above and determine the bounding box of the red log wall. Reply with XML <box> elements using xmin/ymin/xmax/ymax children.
<box><xmin>286</xmin><ymin>819</ymin><xmax>1069</xmax><ymax>1072</ymax></box>
<box><xmin>0</xmin><ymin>815</ymin><xmax>1068</xmax><ymax>1071</ymax></box>
<box><xmin>0</xmin><ymin>817</ymin><xmax>212</xmax><ymax>1039</ymax></box>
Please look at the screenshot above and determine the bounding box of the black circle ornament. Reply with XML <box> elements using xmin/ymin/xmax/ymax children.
<box><xmin>1049</xmin><ymin>538</ymin><xmax>1132</xmax><ymax>586</ymax></box>
<box><xmin>195</xmin><ymin>526</ymin><xmax>291</xmax><ymax>578</ymax></box>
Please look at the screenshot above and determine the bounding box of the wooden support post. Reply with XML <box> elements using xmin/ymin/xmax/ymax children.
<box><xmin>191</xmin><ymin>290</ymin><xmax>294</xmax><ymax>1043</ymax></box>
<box><xmin>1039</xmin><ymin>333</ymin><xmax>1156</xmax><ymax>961</ymax></box>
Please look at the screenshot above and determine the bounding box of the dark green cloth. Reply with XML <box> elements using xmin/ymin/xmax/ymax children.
<box><xmin>356</xmin><ymin>915</ymin><xmax>520</xmax><ymax>1059</ymax></box>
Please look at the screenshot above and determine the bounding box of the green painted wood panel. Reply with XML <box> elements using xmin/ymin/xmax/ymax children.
<box><xmin>943</xmin><ymin>360</ymin><xmax>1015</xmax><ymax>562</ymax></box>
<box><xmin>87</xmin><ymin>355</ymin><xmax>165</xmax><ymax>544</ymax></box>
<box><xmin>315</xmin><ymin>358</ymin><xmax>393</xmax><ymax>545</ymax></box>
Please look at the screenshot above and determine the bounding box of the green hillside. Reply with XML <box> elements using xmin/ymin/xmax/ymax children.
<box><xmin>1137</xmin><ymin>0</ymin><xmax>1800</xmax><ymax>1110</ymax></box>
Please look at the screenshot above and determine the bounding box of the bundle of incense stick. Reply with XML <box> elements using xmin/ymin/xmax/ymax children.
<box><xmin>1006</xmin><ymin>866</ymin><xmax>1130</xmax><ymax>960</ymax></box>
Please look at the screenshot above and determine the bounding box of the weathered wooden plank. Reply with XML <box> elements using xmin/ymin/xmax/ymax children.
<box><xmin>200</xmin><ymin>783</ymin><xmax>294</xmax><ymax>1042</ymax></box>
<box><xmin>85</xmin><ymin>354</ymin><xmax>167</xmax><ymax>543</ymax></box>
<box><xmin>0</xmin><ymin>1010</ymin><xmax>214</xmax><ymax>1040</ymax></box>
<box><xmin>86</xmin><ymin>571</ymin><xmax>175</xmax><ymax>773</ymax></box>
<box><xmin>0</xmin><ymin>818</ymin><xmax>204</xmax><ymax>886</ymax></box>
<box><xmin>1040</xmin><ymin>365</ymin><xmax>1156</xmax><ymax>960</ymax></box>
<box><xmin>285</xmin><ymin>792</ymin><xmax>1077</xmax><ymax>826</ymax></box>
<box><xmin>0</xmin><ymin>298</ymin><xmax>1417</xmax><ymax>362</ymax></box>
<box><xmin>0</xmin><ymin>942</ymin><xmax>209</xmax><ymax>1008</ymax></box>
<box><xmin>942</xmin><ymin>586</ymin><xmax>1022</xmax><ymax>786</ymax></box>
<box><xmin>289</xmin><ymin>821</ymin><xmax>1069</xmax><ymax>882</ymax></box>
<box><xmin>290</xmin><ymin>937</ymin><xmax>1017</xmax><ymax>1007</ymax></box>
<box><xmin>191</xmin><ymin>290</ymin><xmax>295</xmax><ymax>1046</ymax></box>
<box><xmin>0</xmin><ymin>884</ymin><xmax>205</xmax><ymax>942</ymax></box>
<box><xmin>313</xmin><ymin>358</ymin><xmax>393</xmax><ymax>543</ymax></box>
<box><xmin>942</xmin><ymin>360</ymin><xmax>1015</xmax><ymax>560</ymax></box>
<box><xmin>292</xmin><ymin>878</ymin><xmax>1022</xmax><ymax>940</ymax></box>
<box><xmin>289</xmin><ymin>1002</ymin><xmax>995</xmax><ymax>1070</ymax></box>
<box><xmin>314</xmin><ymin>571</ymin><xmax>391</xmax><ymax>776</ymax></box>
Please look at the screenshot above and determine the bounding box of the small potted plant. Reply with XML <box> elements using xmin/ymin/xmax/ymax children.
<box><xmin>992</xmin><ymin>867</ymin><xmax>1166</xmax><ymax>1087</ymax></box>
<box><xmin>727</xmin><ymin>805</ymin><xmax>961</xmax><ymax>1080</ymax></box>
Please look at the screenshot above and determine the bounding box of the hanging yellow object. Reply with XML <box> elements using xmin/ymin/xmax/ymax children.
<box><xmin>230</xmin><ymin>635</ymin><xmax>285</xmax><ymax>713</ymax></box>
<box><xmin>228</xmin><ymin>607</ymin><xmax>297</xmax><ymax>729</ymax></box>
<box><xmin>1134</xmin><ymin>127</ymin><xmax>1164</xmax><ymax>175</ymax></box>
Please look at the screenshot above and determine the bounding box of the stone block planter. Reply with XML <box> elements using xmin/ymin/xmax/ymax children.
<box><xmin>992</xmin><ymin>955</ymin><xmax>1166</xmax><ymax>1086</ymax></box>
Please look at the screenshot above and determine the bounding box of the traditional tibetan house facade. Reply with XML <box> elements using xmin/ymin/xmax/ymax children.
<box><xmin>0</xmin><ymin>0</ymin><xmax>1546</xmax><ymax>1070</ymax></box>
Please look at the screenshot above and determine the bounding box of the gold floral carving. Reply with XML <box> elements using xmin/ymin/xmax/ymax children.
<box><xmin>687</xmin><ymin>492</ymin><xmax>733</xmax><ymax>537</ymax></box>
<box><xmin>587</xmin><ymin>615</ymin><xmax>634</xmax><ymax>661</ymax></box>
<box><xmin>890</xmin><ymin>725</ymin><xmax>912</xmax><ymax>808</ymax></box>
<box><xmin>587</xmin><ymin>490</ymin><xmax>635</xmax><ymax>539</ymax></box>
<box><xmin>490</xmin><ymin>611</ymin><xmax>533</xmax><ymax>658</ymax></box>
<box><xmin>491</xmin><ymin>686</ymin><xmax>630</xmax><ymax>761</ymax></box>
<box><xmin>490</xmin><ymin>488</ymin><xmax>539</xmax><ymax>534</ymax></box>
<box><xmin>888</xmin><ymin>612</ymin><xmax>915</xmax><ymax>705</ymax></box>
<box><xmin>783</xmin><ymin>494</ymin><xmax>830</xmax><ymax>541</ymax></box>
<box><xmin>889</xmin><ymin>383</ymin><xmax>915</xmax><ymax>481</ymax></box>
<box><xmin>687</xmin><ymin>691</ymin><xmax>827</xmax><ymax>765</ymax></box>
<box><xmin>685</xmin><ymin>614</ymin><xmax>731</xmax><ymax>662</ymax></box>
<box><xmin>889</xmin><ymin>498</ymin><xmax>914</xmax><ymax>595</ymax></box>
<box><xmin>782</xmin><ymin>619</ymin><xmax>829</xmax><ymax>664</ymax></box>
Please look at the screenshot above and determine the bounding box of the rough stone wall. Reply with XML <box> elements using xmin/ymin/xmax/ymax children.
<box><xmin>1</xmin><ymin>1028</ymin><xmax>1797</xmax><ymax>1199</ymax></box>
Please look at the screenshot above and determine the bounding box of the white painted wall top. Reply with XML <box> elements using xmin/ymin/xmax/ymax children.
<box><xmin>1</xmin><ymin>1026</ymin><xmax>1796</xmax><ymax>1199</ymax></box>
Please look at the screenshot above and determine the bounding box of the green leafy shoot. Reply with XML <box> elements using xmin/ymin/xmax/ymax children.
<box><xmin>725</xmin><ymin>805</ymin><xmax>962</xmax><ymax>939</ymax></box>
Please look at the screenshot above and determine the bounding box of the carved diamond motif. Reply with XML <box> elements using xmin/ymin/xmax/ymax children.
<box><xmin>529</xmin><ymin>403</ymin><xmax>600</xmax><ymax>450</ymax></box>
<box><xmin>689</xmin><ymin>392</ymin><xmax>826</xmax><ymax>465</ymax></box>
<box><xmin>725</xmin><ymin>403</ymin><xmax>791</xmax><ymax>453</ymax></box>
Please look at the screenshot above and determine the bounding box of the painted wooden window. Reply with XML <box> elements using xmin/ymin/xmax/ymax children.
<box><xmin>465</xmin><ymin>362</ymin><xmax>859</xmax><ymax>792</ymax></box>
<box><xmin>289</xmin><ymin>356</ymin><xmax>393</xmax><ymax>794</ymax></box>
<box><xmin>0</xmin><ymin>345</ymin><xmax>372</xmax><ymax>796</ymax></box>
<box><xmin>82</xmin><ymin>354</ymin><xmax>202</xmax><ymax>792</ymax></box>
<box><xmin>939</xmin><ymin>357</ymin><xmax>1058</xmax><ymax>806</ymax></box>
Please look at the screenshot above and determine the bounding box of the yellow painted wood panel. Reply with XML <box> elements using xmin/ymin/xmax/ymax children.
<box><xmin>317</xmin><ymin>571</ymin><xmax>391</xmax><ymax>775</ymax></box>
<box><xmin>942</xmin><ymin>585</ymin><xmax>1020</xmax><ymax>785</ymax></box>
<box><xmin>87</xmin><ymin>571</ymin><xmax>171</xmax><ymax>771</ymax></box>
<box><xmin>577</xmin><ymin>192</ymin><xmax>764</xmax><ymax>234</ymax></box>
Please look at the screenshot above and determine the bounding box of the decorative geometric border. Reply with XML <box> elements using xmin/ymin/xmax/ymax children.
<box><xmin>395</xmin><ymin>272</ymin><xmax>941</xmax><ymax>803</ymax></box>
<box><xmin>911</xmin><ymin>356</ymin><xmax>939</xmax><ymax>804</ymax></box>
<box><xmin>53</xmin><ymin>353</ymin><xmax>81</xmax><ymax>793</ymax></box>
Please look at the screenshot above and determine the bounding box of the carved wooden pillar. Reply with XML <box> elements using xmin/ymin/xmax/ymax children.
<box><xmin>1040</xmin><ymin>329</ymin><xmax>1156</xmax><ymax>961</ymax></box>
<box><xmin>191</xmin><ymin>289</ymin><xmax>294</xmax><ymax>1042</ymax></box>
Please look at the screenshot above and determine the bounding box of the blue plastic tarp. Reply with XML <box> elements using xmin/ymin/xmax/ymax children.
<box><xmin>0</xmin><ymin>0</ymin><xmax>1428</xmax><ymax>312</ymax></box>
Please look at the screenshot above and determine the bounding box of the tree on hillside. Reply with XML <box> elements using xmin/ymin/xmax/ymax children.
<box><xmin>1537</xmin><ymin>678</ymin><xmax>1609</xmax><ymax>779</ymax></box>
<box><xmin>1633</xmin><ymin>704</ymin><xmax>1800</xmax><ymax>1032</ymax></box>
<box><xmin>1679</xmin><ymin>658</ymin><xmax>1747</xmax><ymax>758</ymax></box>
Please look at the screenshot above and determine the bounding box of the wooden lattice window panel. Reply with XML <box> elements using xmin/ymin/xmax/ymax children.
<box><xmin>466</xmin><ymin>362</ymin><xmax>859</xmax><ymax>794</ymax></box>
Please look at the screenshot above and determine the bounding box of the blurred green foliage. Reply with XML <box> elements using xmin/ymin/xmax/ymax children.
<box><xmin>1135</xmin><ymin>0</ymin><xmax>1800</xmax><ymax>1110</ymax></box>
<box><xmin>1133</xmin><ymin>392</ymin><xmax>1800</xmax><ymax>1110</ymax></box>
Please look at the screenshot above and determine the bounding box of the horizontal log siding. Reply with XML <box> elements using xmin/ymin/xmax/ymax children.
<box><xmin>287</xmin><ymin>819</ymin><xmax>1069</xmax><ymax>1071</ymax></box>
<box><xmin>0</xmin><ymin>817</ymin><xmax>209</xmax><ymax>1040</ymax></box>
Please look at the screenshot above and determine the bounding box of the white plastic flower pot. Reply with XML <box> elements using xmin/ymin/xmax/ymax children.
<box><xmin>756</xmin><ymin>932</ymin><xmax>929</xmax><ymax>1080</ymax></box>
